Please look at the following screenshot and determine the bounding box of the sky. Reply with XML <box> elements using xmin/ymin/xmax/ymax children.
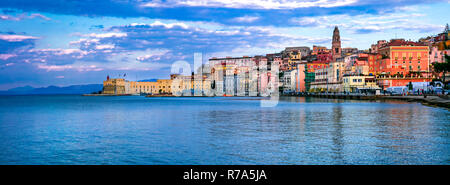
<box><xmin>0</xmin><ymin>0</ymin><xmax>449</xmax><ymax>90</ymax></box>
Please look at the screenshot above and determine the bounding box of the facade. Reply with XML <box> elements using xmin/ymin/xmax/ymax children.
<box><xmin>312</xmin><ymin>45</ymin><xmax>329</xmax><ymax>55</ymax></box>
<box><xmin>342</xmin><ymin>76</ymin><xmax>381</xmax><ymax>93</ymax></box>
<box><xmin>309</xmin><ymin>60</ymin><xmax>345</xmax><ymax>92</ymax></box>
<box><xmin>103</xmin><ymin>76</ymin><xmax>172</xmax><ymax>95</ymax></box>
<box><xmin>281</xmin><ymin>70</ymin><xmax>297</xmax><ymax>93</ymax></box>
<box><xmin>284</xmin><ymin>46</ymin><xmax>310</xmax><ymax>58</ymax></box>
<box><xmin>205</xmin><ymin>56</ymin><xmax>277</xmax><ymax>97</ymax></box>
<box><xmin>128</xmin><ymin>81</ymin><xmax>158</xmax><ymax>94</ymax></box>
<box><xmin>102</xmin><ymin>77</ymin><xmax>126</xmax><ymax>95</ymax></box>
<box><xmin>295</xmin><ymin>64</ymin><xmax>307</xmax><ymax>92</ymax></box>
<box><xmin>342</xmin><ymin>48</ymin><xmax>358</xmax><ymax>56</ymax></box>
<box><xmin>430</xmin><ymin>46</ymin><xmax>445</xmax><ymax>64</ymax></box>
<box><xmin>375</xmin><ymin>40</ymin><xmax>431</xmax><ymax>89</ymax></box>
<box><xmin>370</xmin><ymin>40</ymin><xmax>387</xmax><ymax>53</ymax></box>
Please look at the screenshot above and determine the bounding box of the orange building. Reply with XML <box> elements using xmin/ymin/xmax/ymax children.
<box><xmin>312</xmin><ymin>45</ymin><xmax>329</xmax><ymax>55</ymax></box>
<box><xmin>307</xmin><ymin>62</ymin><xmax>329</xmax><ymax>73</ymax></box>
<box><xmin>375</xmin><ymin>40</ymin><xmax>431</xmax><ymax>89</ymax></box>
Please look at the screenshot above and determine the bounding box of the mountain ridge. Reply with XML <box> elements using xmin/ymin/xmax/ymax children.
<box><xmin>0</xmin><ymin>84</ymin><xmax>103</xmax><ymax>95</ymax></box>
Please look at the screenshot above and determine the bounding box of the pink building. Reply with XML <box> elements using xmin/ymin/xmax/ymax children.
<box><xmin>295</xmin><ymin>64</ymin><xmax>306</xmax><ymax>92</ymax></box>
<box><xmin>429</xmin><ymin>46</ymin><xmax>445</xmax><ymax>64</ymax></box>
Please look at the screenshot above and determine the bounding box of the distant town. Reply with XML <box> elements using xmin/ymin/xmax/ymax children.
<box><xmin>100</xmin><ymin>24</ymin><xmax>450</xmax><ymax>97</ymax></box>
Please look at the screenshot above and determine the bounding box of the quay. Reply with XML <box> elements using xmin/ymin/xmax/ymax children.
<box><xmin>300</xmin><ymin>93</ymin><xmax>450</xmax><ymax>109</ymax></box>
<box><xmin>381</xmin><ymin>95</ymin><xmax>450</xmax><ymax>109</ymax></box>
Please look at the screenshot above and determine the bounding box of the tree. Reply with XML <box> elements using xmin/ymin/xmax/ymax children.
<box><xmin>433</xmin><ymin>54</ymin><xmax>450</xmax><ymax>89</ymax></box>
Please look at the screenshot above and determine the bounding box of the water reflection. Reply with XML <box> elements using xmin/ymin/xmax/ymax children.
<box><xmin>331</xmin><ymin>104</ymin><xmax>344</xmax><ymax>164</ymax></box>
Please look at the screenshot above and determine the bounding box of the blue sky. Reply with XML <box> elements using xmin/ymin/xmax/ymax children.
<box><xmin>0</xmin><ymin>0</ymin><xmax>449</xmax><ymax>90</ymax></box>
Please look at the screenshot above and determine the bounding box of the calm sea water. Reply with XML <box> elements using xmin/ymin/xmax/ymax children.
<box><xmin>0</xmin><ymin>95</ymin><xmax>449</xmax><ymax>165</ymax></box>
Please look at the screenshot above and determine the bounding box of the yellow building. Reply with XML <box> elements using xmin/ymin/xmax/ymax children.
<box><xmin>342</xmin><ymin>76</ymin><xmax>380</xmax><ymax>93</ymax></box>
<box><xmin>128</xmin><ymin>81</ymin><xmax>158</xmax><ymax>94</ymax></box>
<box><xmin>157</xmin><ymin>79</ymin><xmax>172</xmax><ymax>94</ymax></box>
<box><xmin>170</xmin><ymin>75</ymin><xmax>193</xmax><ymax>96</ymax></box>
<box><xmin>127</xmin><ymin>79</ymin><xmax>172</xmax><ymax>95</ymax></box>
<box><xmin>287</xmin><ymin>50</ymin><xmax>302</xmax><ymax>70</ymax></box>
<box><xmin>103</xmin><ymin>78</ymin><xmax>126</xmax><ymax>95</ymax></box>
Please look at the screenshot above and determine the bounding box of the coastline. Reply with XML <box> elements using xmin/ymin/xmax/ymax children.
<box><xmin>290</xmin><ymin>94</ymin><xmax>450</xmax><ymax>109</ymax></box>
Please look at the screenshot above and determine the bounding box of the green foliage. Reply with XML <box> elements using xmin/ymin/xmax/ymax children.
<box><xmin>433</xmin><ymin>54</ymin><xmax>450</xmax><ymax>89</ymax></box>
<box><xmin>408</xmin><ymin>82</ymin><xmax>413</xmax><ymax>91</ymax></box>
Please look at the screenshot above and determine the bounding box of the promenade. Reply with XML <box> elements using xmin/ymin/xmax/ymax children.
<box><xmin>381</xmin><ymin>95</ymin><xmax>450</xmax><ymax>108</ymax></box>
<box><xmin>302</xmin><ymin>93</ymin><xmax>450</xmax><ymax>109</ymax></box>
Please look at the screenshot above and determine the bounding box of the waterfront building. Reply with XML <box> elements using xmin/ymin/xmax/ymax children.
<box><xmin>304</xmin><ymin>65</ymin><xmax>315</xmax><ymax>92</ymax></box>
<box><xmin>295</xmin><ymin>64</ymin><xmax>307</xmax><ymax>93</ymax></box>
<box><xmin>342</xmin><ymin>75</ymin><xmax>381</xmax><ymax>93</ymax></box>
<box><xmin>375</xmin><ymin>39</ymin><xmax>431</xmax><ymax>89</ymax></box>
<box><xmin>157</xmin><ymin>79</ymin><xmax>172</xmax><ymax>94</ymax></box>
<box><xmin>310</xmin><ymin>67</ymin><xmax>328</xmax><ymax>92</ymax></box>
<box><xmin>128</xmin><ymin>81</ymin><xmax>158</xmax><ymax>94</ymax></box>
<box><xmin>309</xmin><ymin>59</ymin><xmax>345</xmax><ymax>92</ymax></box>
<box><xmin>327</xmin><ymin>59</ymin><xmax>345</xmax><ymax>92</ymax></box>
<box><xmin>281</xmin><ymin>70</ymin><xmax>297</xmax><ymax>94</ymax></box>
<box><xmin>102</xmin><ymin>77</ymin><xmax>126</xmax><ymax>95</ymax></box>
<box><xmin>207</xmin><ymin>56</ymin><xmax>275</xmax><ymax>97</ymax></box>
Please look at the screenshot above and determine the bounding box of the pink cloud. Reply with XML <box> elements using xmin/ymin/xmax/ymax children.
<box><xmin>29</xmin><ymin>13</ymin><xmax>51</xmax><ymax>21</ymax></box>
<box><xmin>37</xmin><ymin>64</ymin><xmax>103</xmax><ymax>72</ymax></box>
<box><xmin>0</xmin><ymin>13</ymin><xmax>51</xmax><ymax>21</ymax></box>
<box><xmin>0</xmin><ymin>54</ymin><xmax>17</xmax><ymax>60</ymax></box>
<box><xmin>0</xmin><ymin>34</ymin><xmax>39</xmax><ymax>42</ymax></box>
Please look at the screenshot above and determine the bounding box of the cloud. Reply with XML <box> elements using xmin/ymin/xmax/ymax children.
<box><xmin>0</xmin><ymin>54</ymin><xmax>17</xmax><ymax>60</ymax></box>
<box><xmin>95</xmin><ymin>44</ymin><xmax>115</xmax><ymax>50</ymax></box>
<box><xmin>141</xmin><ymin>0</ymin><xmax>359</xmax><ymax>9</ymax></box>
<box><xmin>231</xmin><ymin>15</ymin><xmax>260</xmax><ymax>23</ymax></box>
<box><xmin>0</xmin><ymin>34</ymin><xmax>38</xmax><ymax>54</ymax></box>
<box><xmin>28</xmin><ymin>13</ymin><xmax>51</xmax><ymax>21</ymax></box>
<box><xmin>290</xmin><ymin>11</ymin><xmax>443</xmax><ymax>34</ymax></box>
<box><xmin>37</xmin><ymin>63</ymin><xmax>103</xmax><ymax>72</ymax></box>
<box><xmin>0</xmin><ymin>13</ymin><xmax>50</xmax><ymax>21</ymax></box>
<box><xmin>0</xmin><ymin>34</ymin><xmax>39</xmax><ymax>42</ymax></box>
<box><xmin>83</xmin><ymin>32</ymin><xmax>127</xmax><ymax>38</ymax></box>
<box><xmin>1</xmin><ymin>0</ymin><xmax>446</xmax><ymax>27</ymax></box>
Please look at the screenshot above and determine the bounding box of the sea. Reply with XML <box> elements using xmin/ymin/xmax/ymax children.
<box><xmin>0</xmin><ymin>95</ymin><xmax>449</xmax><ymax>164</ymax></box>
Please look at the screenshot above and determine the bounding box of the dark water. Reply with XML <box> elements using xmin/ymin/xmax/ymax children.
<box><xmin>0</xmin><ymin>95</ymin><xmax>449</xmax><ymax>164</ymax></box>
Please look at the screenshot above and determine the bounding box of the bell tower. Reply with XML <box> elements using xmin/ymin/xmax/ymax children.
<box><xmin>332</xmin><ymin>26</ymin><xmax>341</xmax><ymax>61</ymax></box>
